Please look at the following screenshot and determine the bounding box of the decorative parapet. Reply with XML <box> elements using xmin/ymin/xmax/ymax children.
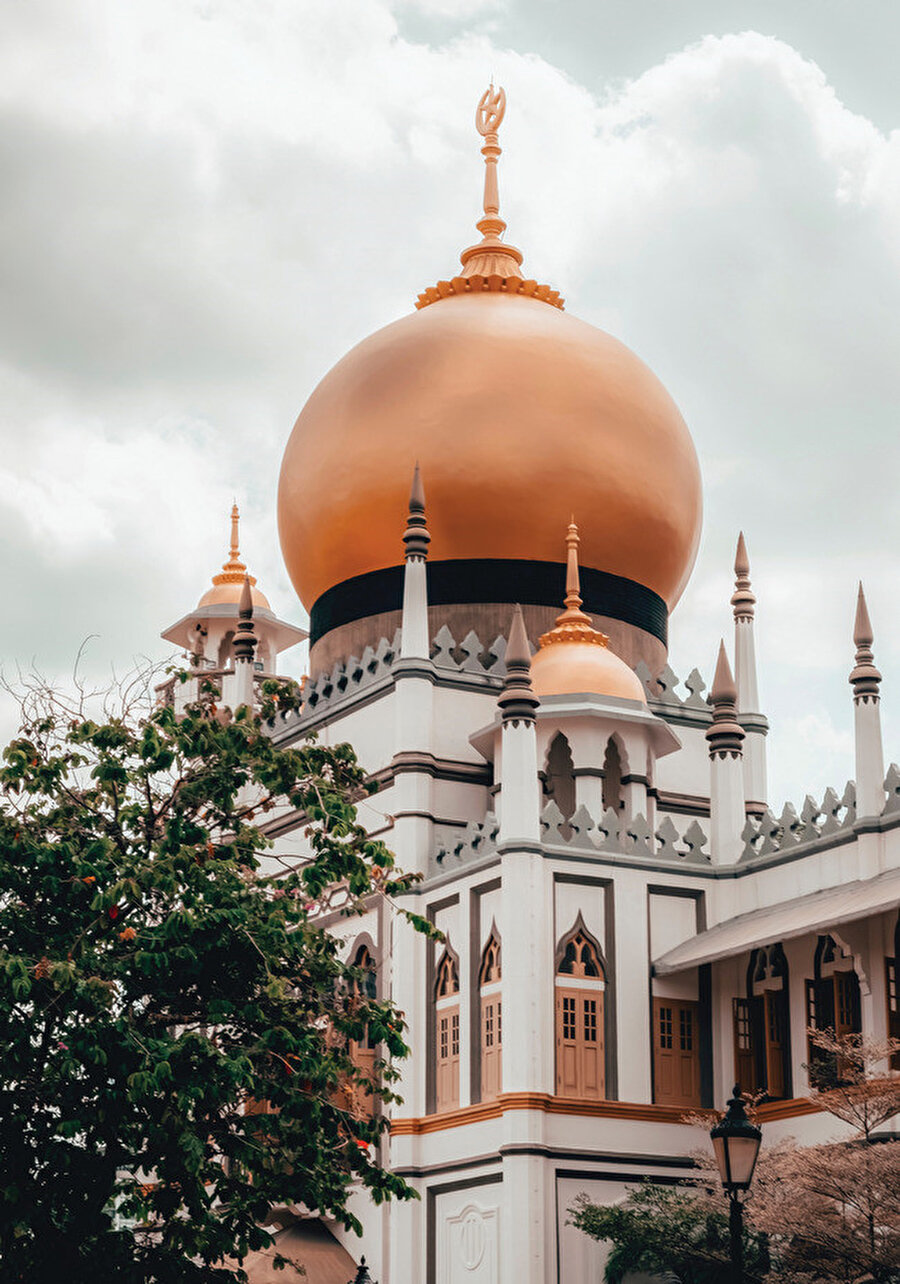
<box><xmin>432</xmin><ymin>625</ymin><xmax>508</xmax><ymax>677</ymax></box>
<box><xmin>436</xmin><ymin>813</ymin><xmax>500</xmax><ymax>866</ymax></box>
<box><xmin>884</xmin><ymin>764</ymin><xmax>900</xmax><ymax>815</ymax></box>
<box><xmin>740</xmin><ymin>783</ymin><xmax>857</xmax><ymax>861</ymax></box>
<box><xmin>634</xmin><ymin>661</ymin><xmax>711</xmax><ymax>720</ymax></box>
<box><xmin>539</xmin><ymin>800</ymin><xmax>710</xmax><ymax>864</ymax></box>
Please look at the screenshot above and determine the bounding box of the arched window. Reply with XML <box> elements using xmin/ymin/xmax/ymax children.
<box><xmin>544</xmin><ymin>733</ymin><xmax>576</xmax><ymax>833</ymax></box>
<box><xmin>434</xmin><ymin>945</ymin><xmax>460</xmax><ymax>1113</ymax></box>
<box><xmin>349</xmin><ymin>942</ymin><xmax>378</xmax><ymax>1119</ymax></box>
<box><xmin>888</xmin><ymin>914</ymin><xmax>900</xmax><ymax>1069</ymax></box>
<box><xmin>479</xmin><ymin>928</ymin><xmax>502</xmax><ymax>1102</ymax></box>
<box><xmin>555</xmin><ymin>921</ymin><xmax>606</xmax><ymax>1101</ymax></box>
<box><xmin>732</xmin><ymin>944</ymin><xmax>791</xmax><ymax>1099</ymax></box>
<box><xmin>806</xmin><ymin>934</ymin><xmax>862</xmax><ymax>1086</ymax></box>
<box><xmin>602</xmin><ymin>738</ymin><xmax>623</xmax><ymax>813</ymax></box>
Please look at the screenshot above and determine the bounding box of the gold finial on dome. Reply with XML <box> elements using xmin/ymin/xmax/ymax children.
<box><xmin>415</xmin><ymin>85</ymin><xmax>564</xmax><ymax>310</ymax></box>
<box><xmin>197</xmin><ymin>504</ymin><xmax>271</xmax><ymax>610</ymax></box>
<box><xmin>529</xmin><ymin>521</ymin><xmax>646</xmax><ymax>702</ymax></box>
<box><xmin>538</xmin><ymin>520</ymin><xmax>608</xmax><ymax>648</ymax></box>
<box><xmin>458</xmin><ymin>84</ymin><xmax>523</xmax><ymax>281</ymax></box>
<box><xmin>213</xmin><ymin>502</ymin><xmax>254</xmax><ymax>588</ymax></box>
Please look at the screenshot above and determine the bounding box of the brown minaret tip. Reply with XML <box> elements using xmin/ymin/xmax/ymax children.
<box><xmin>498</xmin><ymin>604</ymin><xmax>539</xmax><ymax>724</ymax></box>
<box><xmin>850</xmin><ymin>581</ymin><xmax>881</xmax><ymax>700</ymax></box>
<box><xmin>233</xmin><ymin>574</ymin><xmax>257</xmax><ymax>663</ymax></box>
<box><xmin>731</xmin><ymin>531</ymin><xmax>755</xmax><ymax>621</ymax></box>
<box><xmin>706</xmin><ymin>639</ymin><xmax>744</xmax><ymax>757</ymax></box>
<box><xmin>403</xmin><ymin>462</ymin><xmax>430</xmax><ymax>561</ymax></box>
<box><xmin>711</xmin><ymin>639</ymin><xmax>737</xmax><ymax>705</ymax></box>
<box><xmin>854</xmin><ymin>581</ymin><xmax>873</xmax><ymax>649</ymax></box>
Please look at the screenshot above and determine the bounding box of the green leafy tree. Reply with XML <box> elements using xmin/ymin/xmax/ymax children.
<box><xmin>0</xmin><ymin>669</ymin><xmax>432</xmax><ymax>1282</ymax></box>
<box><xmin>569</xmin><ymin>1180</ymin><xmax>769</xmax><ymax>1284</ymax></box>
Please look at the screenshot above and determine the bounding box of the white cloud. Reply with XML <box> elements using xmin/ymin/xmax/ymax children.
<box><xmin>0</xmin><ymin>6</ymin><xmax>897</xmax><ymax>804</ymax></box>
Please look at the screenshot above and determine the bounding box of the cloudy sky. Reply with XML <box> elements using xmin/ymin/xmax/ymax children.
<box><xmin>1</xmin><ymin>0</ymin><xmax>898</xmax><ymax>809</ymax></box>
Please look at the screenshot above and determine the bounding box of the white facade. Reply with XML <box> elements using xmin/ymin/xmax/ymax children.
<box><xmin>209</xmin><ymin>540</ymin><xmax>899</xmax><ymax>1284</ymax></box>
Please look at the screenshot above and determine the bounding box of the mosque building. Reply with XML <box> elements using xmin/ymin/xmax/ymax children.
<box><xmin>163</xmin><ymin>87</ymin><xmax>900</xmax><ymax>1283</ymax></box>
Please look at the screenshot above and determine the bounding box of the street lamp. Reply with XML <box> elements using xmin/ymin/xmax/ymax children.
<box><xmin>347</xmin><ymin>1257</ymin><xmax>377</xmax><ymax>1284</ymax></box>
<box><xmin>710</xmin><ymin>1084</ymin><xmax>762</xmax><ymax>1283</ymax></box>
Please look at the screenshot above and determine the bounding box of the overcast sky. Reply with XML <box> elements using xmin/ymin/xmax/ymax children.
<box><xmin>1</xmin><ymin>0</ymin><xmax>898</xmax><ymax>810</ymax></box>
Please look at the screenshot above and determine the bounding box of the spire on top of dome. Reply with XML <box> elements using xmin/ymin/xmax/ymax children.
<box><xmin>214</xmin><ymin>503</ymin><xmax>254</xmax><ymax>586</ymax></box>
<box><xmin>538</xmin><ymin>521</ymin><xmax>607</xmax><ymax>649</ymax></box>
<box><xmin>458</xmin><ymin>84</ymin><xmax>523</xmax><ymax>281</ymax></box>
<box><xmin>528</xmin><ymin>521</ymin><xmax>646</xmax><ymax>702</ymax></box>
<box><xmin>197</xmin><ymin>504</ymin><xmax>270</xmax><ymax>610</ymax></box>
<box><xmin>415</xmin><ymin>85</ymin><xmax>564</xmax><ymax>311</ymax></box>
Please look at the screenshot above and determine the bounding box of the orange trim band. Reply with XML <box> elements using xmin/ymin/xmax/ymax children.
<box><xmin>391</xmin><ymin>1093</ymin><xmax>822</xmax><ymax>1135</ymax></box>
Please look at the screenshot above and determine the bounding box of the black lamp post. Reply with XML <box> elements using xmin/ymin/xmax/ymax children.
<box><xmin>348</xmin><ymin>1257</ymin><xmax>377</xmax><ymax>1284</ymax></box>
<box><xmin>709</xmin><ymin>1085</ymin><xmax>762</xmax><ymax>1283</ymax></box>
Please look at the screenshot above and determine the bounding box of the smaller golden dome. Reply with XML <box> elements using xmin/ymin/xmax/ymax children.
<box><xmin>198</xmin><ymin>504</ymin><xmax>272</xmax><ymax>612</ymax></box>
<box><xmin>530</xmin><ymin>521</ymin><xmax>646</xmax><ymax>704</ymax></box>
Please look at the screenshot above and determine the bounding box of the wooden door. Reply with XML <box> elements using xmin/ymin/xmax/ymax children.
<box><xmin>480</xmin><ymin>994</ymin><xmax>502</xmax><ymax>1101</ymax></box>
<box><xmin>732</xmin><ymin>997</ymin><xmax>756</xmax><ymax>1093</ymax></box>
<box><xmin>349</xmin><ymin>1040</ymin><xmax>376</xmax><ymax>1119</ymax></box>
<box><xmin>555</xmin><ymin>986</ymin><xmax>604</xmax><ymax>1100</ymax></box>
<box><xmin>764</xmin><ymin>991</ymin><xmax>788</xmax><ymax>1099</ymax></box>
<box><xmin>653</xmin><ymin>999</ymin><xmax>701</xmax><ymax>1108</ymax></box>
<box><xmin>436</xmin><ymin>1004</ymin><xmax>460</xmax><ymax>1112</ymax></box>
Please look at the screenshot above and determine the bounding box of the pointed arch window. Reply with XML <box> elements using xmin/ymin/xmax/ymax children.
<box><xmin>544</xmin><ymin>732</ymin><xmax>576</xmax><ymax>833</ymax></box>
<box><xmin>732</xmin><ymin>943</ymin><xmax>791</xmax><ymax>1099</ymax></box>
<box><xmin>479</xmin><ymin>928</ymin><xmax>502</xmax><ymax>1102</ymax></box>
<box><xmin>805</xmin><ymin>934</ymin><xmax>862</xmax><ymax>1086</ymax></box>
<box><xmin>348</xmin><ymin>942</ymin><xmax>378</xmax><ymax>1119</ymax></box>
<box><xmin>555</xmin><ymin>921</ymin><xmax>606</xmax><ymax>1100</ymax></box>
<box><xmin>887</xmin><ymin>914</ymin><xmax>900</xmax><ymax>1070</ymax></box>
<box><xmin>435</xmin><ymin>945</ymin><xmax>460</xmax><ymax>1113</ymax></box>
<box><xmin>602</xmin><ymin>737</ymin><xmax>624</xmax><ymax>813</ymax></box>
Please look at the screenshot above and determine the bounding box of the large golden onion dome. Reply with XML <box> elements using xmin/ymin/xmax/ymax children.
<box><xmin>530</xmin><ymin>523</ymin><xmax>647</xmax><ymax>703</ymax></box>
<box><xmin>278</xmin><ymin>87</ymin><xmax>701</xmax><ymax>669</ymax></box>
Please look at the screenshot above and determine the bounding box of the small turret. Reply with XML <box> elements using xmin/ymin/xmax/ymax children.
<box><xmin>706</xmin><ymin>640</ymin><xmax>746</xmax><ymax>864</ymax></box>
<box><xmin>850</xmin><ymin>583</ymin><xmax>885</xmax><ymax>818</ymax></box>
<box><xmin>497</xmin><ymin>604</ymin><xmax>539</xmax><ymax>725</ymax></box>
<box><xmin>730</xmin><ymin>532</ymin><xmax>767</xmax><ymax>810</ymax></box>
<box><xmin>399</xmin><ymin>463</ymin><xmax>431</xmax><ymax>661</ymax></box>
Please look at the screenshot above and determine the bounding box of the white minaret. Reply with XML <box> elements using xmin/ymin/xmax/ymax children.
<box><xmin>389</xmin><ymin>470</ymin><xmax>436</xmax><ymax>1279</ymax></box>
<box><xmin>399</xmin><ymin>462</ymin><xmax>430</xmax><ymax>660</ymax></box>
<box><xmin>732</xmin><ymin>532</ymin><xmax>767</xmax><ymax>810</ymax></box>
<box><xmin>225</xmin><ymin>574</ymin><xmax>257</xmax><ymax>710</ymax></box>
<box><xmin>497</xmin><ymin>606</ymin><xmax>548</xmax><ymax>1284</ymax></box>
<box><xmin>706</xmin><ymin>639</ymin><xmax>746</xmax><ymax>865</ymax></box>
<box><xmin>850</xmin><ymin>583</ymin><xmax>885</xmax><ymax>820</ymax></box>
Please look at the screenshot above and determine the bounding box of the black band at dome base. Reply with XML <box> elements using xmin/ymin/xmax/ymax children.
<box><xmin>309</xmin><ymin>559</ymin><xmax>667</xmax><ymax>647</ymax></box>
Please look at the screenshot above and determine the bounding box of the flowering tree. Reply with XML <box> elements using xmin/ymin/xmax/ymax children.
<box><xmin>0</xmin><ymin>670</ymin><xmax>432</xmax><ymax>1282</ymax></box>
<box><xmin>749</xmin><ymin>1032</ymin><xmax>900</xmax><ymax>1283</ymax></box>
<box><xmin>571</xmin><ymin>1031</ymin><xmax>900</xmax><ymax>1283</ymax></box>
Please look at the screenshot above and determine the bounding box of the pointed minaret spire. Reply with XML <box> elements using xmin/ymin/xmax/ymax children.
<box><xmin>730</xmin><ymin>531</ymin><xmax>766</xmax><ymax>809</ymax></box>
<box><xmin>850</xmin><ymin>582</ymin><xmax>882</xmax><ymax>700</ymax></box>
<box><xmin>731</xmin><ymin>532</ymin><xmax>756</xmax><ymax>621</ymax></box>
<box><xmin>850</xmin><ymin>582</ymin><xmax>885</xmax><ymax>818</ymax></box>
<box><xmin>706</xmin><ymin>642</ymin><xmax>744</xmax><ymax>757</ymax></box>
<box><xmin>232</xmin><ymin>575</ymin><xmax>257</xmax><ymax>663</ymax></box>
<box><xmin>402</xmin><ymin>462</ymin><xmax>430</xmax><ymax>561</ymax></box>
<box><xmin>706</xmin><ymin>640</ymin><xmax>746</xmax><ymax>864</ymax></box>
<box><xmin>498</xmin><ymin>604</ymin><xmax>539</xmax><ymax>725</ymax></box>
<box><xmin>399</xmin><ymin>463</ymin><xmax>431</xmax><ymax>660</ymax></box>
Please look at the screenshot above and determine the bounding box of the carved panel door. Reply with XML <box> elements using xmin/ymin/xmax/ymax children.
<box><xmin>555</xmin><ymin>986</ymin><xmax>604</xmax><ymax>1100</ymax></box>
<box><xmin>653</xmin><ymin>998</ymin><xmax>701</xmax><ymax>1107</ymax></box>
